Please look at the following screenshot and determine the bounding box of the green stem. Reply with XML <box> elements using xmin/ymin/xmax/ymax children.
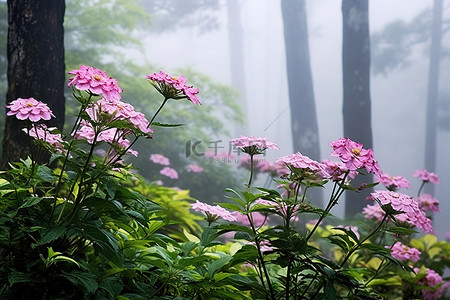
<box><xmin>417</xmin><ymin>181</ymin><xmax>426</xmax><ymax>197</ymax></box>
<box><xmin>247</xmin><ymin>154</ymin><xmax>255</xmax><ymax>188</ymax></box>
<box><xmin>149</xmin><ymin>97</ymin><xmax>169</xmax><ymax>126</ymax></box>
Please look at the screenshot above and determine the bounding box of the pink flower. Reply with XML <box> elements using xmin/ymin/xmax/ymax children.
<box><xmin>329</xmin><ymin>137</ymin><xmax>381</xmax><ymax>176</ymax></box>
<box><xmin>87</xmin><ymin>98</ymin><xmax>153</xmax><ymax>135</ymax></box>
<box><xmin>232</xmin><ymin>211</ymin><xmax>267</xmax><ymax>227</ymax></box>
<box><xmin>376</xmin><ymin>172</ymin><xmax>410</xmax><ymax>191</ymax></box>
<box><xmin>387</xmin><ymin>241</ymin><xmax>421</xmax><ymax>262</ymax></box>
<box><xmin>362</xmin><ymin>203</ymin><xmax>386</xmax><ymax>222</ymax></box>
<box><xmin>146</xmin><ymin>71</ymin><xmax>201</xmax><ymax>104</ymax></box>
<box><xmin>23</xmin><ymin>124</ymin><xmax>64</xmax><ymax>152</ymax></box>
<box><xmin>413</xmin><ymin>268</ymin><xmax>446</xmax><ymax>300</ymax></box>
<box><xmin>73</xmin><ymin>121</ymin><xmax>138</xmax><ymax>156</ymax></box>
<box><xmin>160</xmin><ymin>167</ymin><xmax>178</xmax><ymax>179</ymax></box>
<box><xmin>150</xmin><ymin>154</ymin><xmax>170</xmax><ymax>166</ymax></box>
<box><xmin>415</xmin><ymin>194</ymin><xmax>440</xmax><ymax>213</ymax></box>
<box><xmin>276</xmin><ymin>152</ymin><xmax>328</xmax><ymax>179</ymax></box>
<box><xmin>68</xmin><ymin>65</ymin><xmax>123</xmax><ymax>101</ymax></box>
<box><xmin>413</xmin><ymin>169</ymin><xmax>440</xmax><ymax>184</ymax></box>
<box><xmin>231</xmin><ymin>136</ymin><xmax>279</xmax><ymax>155</ymax></box>
<box><xmin>371</xmin><ymin>190</ymin><xmax>434</xmax><ymax>233</ymax></box>
<box><xmin>446</xmin><ymin>232</ymin><xmax>450</xmax><ymax>240</ymax></box>
<box><xmin>7</xmin><ymin>98</ymin><xmax>55</xmax><ymax>122</ymax></box>
<box><xmin>321</xmin><ymin>159</ymin><xmax>357</xmax><ymax>181</ymax></box>
<box><xmin>191</xmin><ymin>200</ymin><xmax>237</xmax><ymax>222</ymax></box>
<box><xmin>186</xmin><ymin>164</ymin><xmax>203</xmax><ymax>173</ymax></box>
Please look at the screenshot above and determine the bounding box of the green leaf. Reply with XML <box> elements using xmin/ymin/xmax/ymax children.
<box><xmin>20</xmin><ymin>197</ymin><xmax>43</xmax><ymax>208</ymax></box>
<box><xmin>217</xmin><ymin>202</ymin><xmax>242</xmax><ymax>212</ymax></box>
<box><xmin>34</xmin><ymin>227</ymin><xmax>67</xmax><ymax>247</ymax></box>
<box><xmin>151</xmin><ymin>122</ymin><xmax>184</xmax><ymax>127</ymax></box>
<box><xmin>207</xmin><ymin>256</ymin><xmax>232</xmax><ymax>278</ymax></box>
<box><xmin>200</xmin><ymin>226</ymin><xmax>219</xmax><ymax>247</ymax></box>
<box><xmin>8</xmin><ymin>271</ymin><xmax>31</xmax><ymax>286</ymax></box>
<box><xmin>384</xmin><ymin>226</ymin><xmax>418</xmax><ymax>235</ymax></box>
<box><xmin>62</xmin><ymin>270</ymin><xmax>98</xmax><ymax>295</ymax></box>
<box><xmin>37</xmin><ymin>165</ymin><xmax>56</xmax><ymax>183</ymax></box>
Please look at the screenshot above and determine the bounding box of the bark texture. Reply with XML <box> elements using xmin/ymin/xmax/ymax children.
<box><xmin>342</xmin><ymin>0</ymin><xmax>373</xmax><ymax>217</ymax></box>
<box><xmin>1</xmin><ymin>1</ymin><xmax>65</xmax><ymax>169</ymax></box>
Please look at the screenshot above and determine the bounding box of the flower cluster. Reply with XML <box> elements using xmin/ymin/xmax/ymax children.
<box><xmin>7</xmin><ymin>97</ymin><xmax>55</xmax><ymax>122</ymax></box>
<box><xmin>146</xmin><ymin>71</ymin><xmax>201</xmax><ymax>105</ymax></box>
<box><xmin>370</xmin><ymin>190</ymin><xmax>433</xmax><ymax>233</ymax></box>
<box><xmin>376</xmin><ymin>172</ymin><xmax>410</xmax><ymax>191</ymax></box>
<box><xmin>413</xmin><ymin>169</ymin><xmax>440</xmax><ymax>184</ymax></box>
<box><xmin>414</xmin><ymin>267</ymin><xmax>446</xmax><ymax>300</ymax></box>
<box><xmin>150</xmin><ymin>154</ymin><xmax>170</xmax><ymax>166</ymax></box>
<box><xmin>388</xmin><ymin>241</ymin><xmax>421</xmax><ymax>262</ymax></box>
<box><xmin>321</xmin><ymin>159</ymin><xmax>357</xmax><ymax>181</ymax></box>
<box><xmin>160</xmin><ymin>167</ymin><xmax>179</xmax><ymax>179</ymax></box>
<box><xmin>276</xmin><ymin>152</ymin><xmax>327</xmax><ymax>179</ymax></box>
<box><xmin>191</xmin><ymin>200</ymin><xmax>236</xmax><ymax>223</ymax></box>
<box><xmin>415</xmin><ymin>194</ymin><xmax>440</xmax><ymax>213</ymax></box>
<box><xmin>186</xmin><ymin>164</ymin><xmax>203</xmax><ymax>173</ymax></box>
<box><xmin>231</xmin><ymin>136</ymin><xmax>279</xmax><ymax>155</ymax></box>
<box><xmin>68</xmin><ymin>65</ymin><xmax>123</xmax><ymax>102</ymax></box>
<box><xmin>329</xmin><ymin>137</ymin><xmax>381</xmax><ymax>176</ymax></box>
<box><xmin>23</xmin><ymin>125</ymin><xmax>64</xmax><ymax>152</ymax></box>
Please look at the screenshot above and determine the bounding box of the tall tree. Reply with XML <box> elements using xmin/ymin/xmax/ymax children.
<box><xmin>281</xmin><ymin>0</ymin><xmax>321</xmax><ymax>206</ymax></box>
<box><xmin>227</xmin><ymin>0</ymin><xmax>248</xmax><ymax>135</ymax></box>
<box><xmin>1</xmin><ymin>1</ymin><xmax>65</xmax><ymax>169</ymax></box>
<box><xmin>281</xmin><ymin>0</ymin><xmax>320</xmax><ymax>162</ymax></box>
<box><xmin>424</xmin><ymin>0</ymin><xmax>443</xmax><ymax>196</ymax></box>
<box><xmin>342</xmin><ymin>0</ymin><xmax>373</xmax><ymax>217</ymax></box>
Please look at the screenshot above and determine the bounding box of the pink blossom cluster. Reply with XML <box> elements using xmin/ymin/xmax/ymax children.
<box><xmin>387</xmin><ymin>241</ymin><xmax>421</xmax><ymax>262</ymax></box>
<box><xmin>276</xmin><ymin>152</ymin><xmax>327</xmax><ymax>178</ymax></box>
<box><xmin>160</xmin><ymin>167</ymin><xmax>179</xmax><ymax>179</ymax></box>
<box><xmin>414</xmin><ymin>268</ymin><xmax>446</xmax><ymax>300</ymax></box>
<box><xmin>329</xmin><ymin>137</ymin><xmax>381</xmax><ymax>176</ymax></box>
<box><xmin>362</xmin><ymin>203</ymin><xmax>386</xmax><ymax>222</ymax></box>
<box><xmin>68</xmin><ymin>65</ymin><xmax>123</xmax><ymax>101</ymax></box>
<box><xmin>321</xmin><ymin>159</ymin><xmax>357</xmax><ymax>181</ymax></box>
<box><xmin>204</xmin><ymin>151</ymin><xmax>236</xmax><ymax>159</ymax></box>
<box><xmin>74</xmin><ymin>122</ymin><xmax>138</xmax><ymax>156</ymax></box>
<box><xmin>146</xmin><ymin>71</ymin><xmax>201</xmax><ymax>105</ymax></box>
<box><xmin>86</xmin><ymin>98</ymin><xmax>153</xmax><ymax>136</ymax></box>
<box><xmin>376</xmin><ymin>172</ymin><xmax>410</xmax><ymax>191</ymax></box>
<box><xmin>23</xmin><ymin>125</ymin><xmax>64</xmax><ymax>152</ymax></box>
<box><xmin>186</xmin><ymin>164</ymin><xmax>203</xmax><ymax>173</ymax></box>
<box><xmin>231</xmin><ymin>211</ymin><xmax>267</xmax><ymax>227</ymax></box>
<box><xmin>413</xmin><ymin>169</ymin><xmax>440</xmax><ymax>184</ymax></box>
<box><xmin>150</xmin><ymin>154</ymin><xmax>170</xmax><ymax>166</ymax></box>
<box><xmin>231</xmin><ymin>136</ymin><xmax>279</xmax><ymax>154</ymax></box>
<box><xmin>415</xmin><ymin>194</ymin><xmax>440</xmax><ymax>213</ymax></box>
<box><xmin>371</xmin><ymin>190</ymin><xmax>433</xmax><ymax>233</ymax></box>
<box><xmin>191</xmin><ymin>200</ymin><xmax>237</xmax><ymax>222</ymax></box>
<box><xmin>7</xmin><ymin>97</ymin><xmax>55</xmax><ymax>122</ymax></box>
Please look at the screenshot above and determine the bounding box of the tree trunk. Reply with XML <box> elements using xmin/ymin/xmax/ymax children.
<box><xmin>281</xmin><ymin>0</ymin><xmax>322</xmax><ymax>207</ymax></box>
<box><xmin>1</xmin><ymin>1</ymin><xmax>65</xmax><ymax>169</ymax></box>
<box><xmin>226</xmin><ymin>0</ymin><xmax>248</xmax><ymax>136</ymax></box>
<box><xmin>424</xmin><ymin>0</ymin><xmax>443</xmax><ymax>196</ymax></box>
<box><xmin>342</xmin><ymin>0</ymin><xmax>373</xmax><ymax>217</ymax></box>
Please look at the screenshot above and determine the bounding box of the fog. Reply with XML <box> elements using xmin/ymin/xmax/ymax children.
<box><xmin>127</xmin><ymin>0</ymin><xmax>449</xmax><ymax>238</ymax></box>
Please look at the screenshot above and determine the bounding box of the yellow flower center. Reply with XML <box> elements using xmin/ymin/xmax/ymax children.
<box><xmin>392</xmin><ymin>193</ymin><xmax>399</xmax><ymax>198</ymax></box>
<box><xmin>172</xmin><ymin>76</ymin><xmax>179</xmax><ymax>81</ymax></box>
<box><xmin>93</xmin><ymin>75</ymin><xmax>102</xmax><ymax>81</ymax></box>
<box><xmin>26</xmin><ymin>102</ymin><xmax>35</xmax><ymax>107</ymax></box>
<box><xmin>352</xmin><ymin>148</ymin><xmax>360</xmax><ymax>156</ymax></box>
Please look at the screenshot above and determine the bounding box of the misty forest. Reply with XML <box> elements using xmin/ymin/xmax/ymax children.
<box><xmin>0</xmin><ymin>0</ymin><xmax>449</xmax><ymax>299</ymax></box>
